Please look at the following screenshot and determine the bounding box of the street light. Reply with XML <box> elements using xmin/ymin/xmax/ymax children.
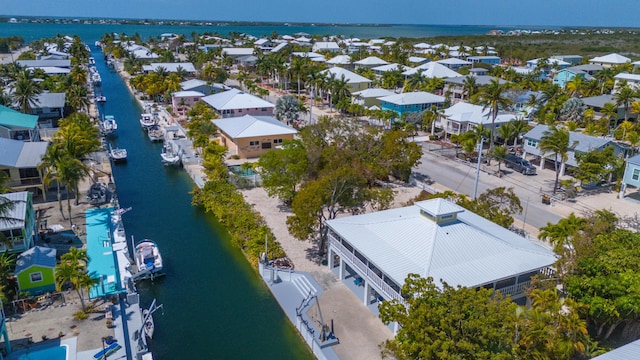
<box><xmin>472</xmin><ymin>137</ymin><xmax>485</xmax><ymax>200</ymax></box>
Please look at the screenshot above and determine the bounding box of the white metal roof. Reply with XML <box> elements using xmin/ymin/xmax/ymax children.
<box><xmin>402</xmin><ymin>61</ymin><xmax>462</xmax><ymax>78</ymax></box>
<box><xmin>327</xmin><ymin>198</ymin><xmax>556</xmax><ymax>288</ymax></box>
<box><xmin>614</xmin><ymin>73</ymin><xmax>640</xmax><ymax>82</ymax></box>
<box><xmin>371</xmin><ymin>63</ymin><xmax>410</xmax><ymax>73</ymax></box>
<box><xmin>589</xmin><ymin>53</ymin><xmax>631</xmax><ymax>64</ymax></box>
<box><xmin>354</xmin><ymin>56</ymin><xmax>388</xmax><ymax>66</ymax></box>
<box><xmin>352</xmin><ymin>88</ymin><xmax>395</xmax><ymax>99</ymax></box>
<box><xmin>212</xmin><ymin>115</ymin><xmax>297</xmax><ymax>138</ymax></box>
<box><xmin>592</xmin><ymin>339</ymin><xmax>640</xmax><ymax>360</ymax></box>
<box><xmin>436</xmin><ymin>58</ymin><xmax>472</xmax><ymax>66</ymax></box>
<box><xmin>322</xmin><ymin>67</ymin><xmax>372</xmax><ymax>84</ymax></box>
<box><xmin>0</xmin><ymin>191</ymin><xmax>29</xmax><ymax>231</ymax></box>
<box><xmin>201</xmin><ymin>89</ymin><xmax>274</xmax><ymax>111</ymax></box>
<box><xmin>379</xmin><ymin>91</ymin><xmax>445</xmax><ymax>106</ymax></box>
<box><xmin>172</xmin><ymin>91</ymin><xmax>204</xmax><ymax>97</ymax></box>
<box><xmin>326</xmin><ymin>55</ymin><xmax>352</xmax><ymax>65</ymax></box>
<box><xmin>143</xmin><ymin>62</ymin><xmax>196</xmax><ymax>73</ymax></box>
<box><xmin>0</xmin><ymin>138</ymin><xmax>47</xmax><ymax>168</ymax></box>
<box><xmin>180</xmin><ymin>79</ymin><xmax>207</xmax><ymax>90</ymax></box>
<box><xmin>443</xmin><ymin>102</ymin><xmax>517</xmax><ymax>125</ymax></box>
<box><xmin>222</xmin><ymin>48</ymin><xmax>255</xmax><ymax>56</ymax></box>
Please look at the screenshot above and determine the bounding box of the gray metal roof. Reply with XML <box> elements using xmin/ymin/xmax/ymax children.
<box><xmin>581</xmin><ymin>94</ymin><xmax>617</xmax><ymax>109</ymax></box>
<box><xmin>212</xmin><ymin>115</ymin><xmax>297</xmax><ymax>138</ymax></box>
<box><xmin>627</xmin><ymin>154</ymin><xmax>640</xmax><ymax>166</ymax></box>
<box><xmin>327</xmin><ymin>198</ymin><xmax>556</xmax><ymax>288</ymax></box>
<box><xmin>524</xmin><ymin>124</ymin><xmax>613</xmax><ymax>153</ymax></box>
<box><xmin>0</xmin><ymin>138</ymin><xmax>47</xmax><ymax>168</ymax></box>
<box><xmin>15</xmin><ymin>246</ymin><xmax>57</xmax><ymax>274</ymax></box>
<box><xmin>202</xmin><ymin>89</ymin><xmax>274</xmax><ymax>111</ymax></box>
<box><xmin>444</xmin><ymin>75</ymin><xmax>507</xmax><ymax>86</ymax></box>
<box><xmin>591</xmin><ymin>339</ymin><xmax>640</xmax><ymax>360</ymax></box>
<box><xmin>0</xmin><ymin>191</ymin><xmax>28</xmax><ymax>231</ymax></box>
<box><xmin>34</xmin><ymin>92</ymin><xmax>65</xmax><ymax>109</ymax></box>
<box><xmin>17</xmin><ymin>59</ymin><xmax>71</xmax><ymax>68</ymax></box>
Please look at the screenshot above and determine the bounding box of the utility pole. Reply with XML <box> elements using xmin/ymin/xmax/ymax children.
<box><xmin>472</xmin><ymin>138</ymin><xmax>484</xmax><ymax>200</ymax></box>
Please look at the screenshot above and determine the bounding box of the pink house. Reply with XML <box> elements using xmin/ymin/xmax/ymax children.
<box><xmin>171</xmin><ymin>91</ymin><xmax>205</xmax><ymax>116</ymax></box>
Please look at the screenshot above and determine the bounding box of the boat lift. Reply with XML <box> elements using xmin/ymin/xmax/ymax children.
<box><xmin>136</xmin><ymin>298</ymin><xmax>164</xmax><ymax>353</ymax></box>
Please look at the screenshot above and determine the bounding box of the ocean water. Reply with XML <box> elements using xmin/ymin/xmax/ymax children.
<box><xmin>0</xmin><ymin>21</ymin><xmax>525</xmax><ymax>43</ymax></box>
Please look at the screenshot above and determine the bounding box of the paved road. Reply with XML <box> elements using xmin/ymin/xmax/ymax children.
<box><xmin>413</xmin><ymin>144</ymin><xmax>563</xmax><ymax>230</ymax></box>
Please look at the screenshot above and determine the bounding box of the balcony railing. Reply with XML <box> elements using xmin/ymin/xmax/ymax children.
<box><xmin>496</xmin><ymin>281</ymin><xmax>531</xmax><ymax>298</ymax></box>
<box><xmin>329</xmin><ymin>234</ymin><xmax>404</xmax><ymax>302</ymax></box>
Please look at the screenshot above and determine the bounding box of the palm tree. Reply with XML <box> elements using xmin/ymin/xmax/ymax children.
<box><xmin>539</xmin><ymin>126</ymin><xmax>577</xmax><ymax>194</ymax></box>
<box><xmin>614</xmin><ymin>80</ymin><xmax>636</xmax><ymax>124</ymax></box>
<box><xmin>403</xmin><ymin>70</ymin><xmax>426</xmax><ymax>92</ymax></box>
<box><xmin>491</xmin><ymin>145</ymin><xmax>509</xmax><ymax>174</ymax></box>
<box><xmin>39</xmin><ymin>145</ymin><xmax>66</xmax><ymax>219</ymax></box>
<box><xmin>0</xmin><ymin>193</ymin><xmax>22</xmax><ymax>249</ymax></box>
<box><xmin>57</xmin><ymin>155</ymin><xmax>89</xmax><ymax>222</ymax></box>
<box><xmin>476</xmin><ymin>79</ymin><xmax>512</xmax><ymax>152</ymax></box>
<box><xmin>630</xmin><ymin>99</ymin><xmax>640</xmax><ymax>126</ymax></box>
<box><xmin>330</xmin><ymin>74</ymin><xmax>351</xmax><ymax>108</ymax></box>
<box><xmin>61</xmin><ymin>247</ymin><xmax>89</xmax><ymax>269</ymax></box>
<box><xmin>497</xmin><ymin>122</ymin><xmax>517</xmax><ymax>146</ymax></box>
<box><xmin>55</xmin><ymin>261</ymin><xmax>95</xmax><ymax>312</ymax></box>
<box><xmin>462</xmin><ymin>75</ymin><xmax>478</xmax><ymax>101</ymax></box>
<box><xmin>12</xmin><ymin>73</ymin><xmax>41</xmax><ymax>114</ymax></box>
<box><xmin>65</xmin><ymin>84</ymin><xmax>90</xmax><ymax>112</ymax></box>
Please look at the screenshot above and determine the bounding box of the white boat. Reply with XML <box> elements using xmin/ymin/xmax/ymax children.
<box><xmin>140</xmin><ymin>113</ymin><xmax>155</xmax><ymax>129</ymax></box>
<box><xmin>87</xmin><ymin>182</ymin><xmax>109</xmax><ymax>205</ymax></box>
<box><xmin>135</xmin><ymin>240</ymin><xmax>163</xmax><ymax>276</ymax></box>
<box><xmin>100</xmin><ymin>116</ymin><xmax>118</xmax><ymax>136</ymax></box>
<box><xmin>92</xmin><ymin>73</ymin><xmax>102</xmax><ymax>86</ymax></box>
<box><xmin>88</xmin><ymin>57</ymin><xmax>96</xmax><ymax>65</ymax></box>
<box><xmin>109</xmin><ymin>147</ymin><xmax>128</xmax><ymax>162</ymax></box>
<box><xmin>142</xmin><ymin>309</ymin><xmax>154</xmax><ymax>339</ymax></box>
<box><xmin>147</xmin><ymin>125</ymin><xmax>164</xmax><ymax>141</ymax></box>
<box><xmin>160</xmin><ymin>143</ymin><xmax>181</xmax><ymax>165</ymax></box>
<box><xmin>95</xmin><ymin>95</ymin><xmax>107</xmax><ymax>103</ymax></box>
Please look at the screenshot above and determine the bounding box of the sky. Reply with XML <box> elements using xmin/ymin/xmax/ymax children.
<box><xmin>2</xmin><ymin>0</ymin><xmax>638</xmax><ymax>27</ymax></box>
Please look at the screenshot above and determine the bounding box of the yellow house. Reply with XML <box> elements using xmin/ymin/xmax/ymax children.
<box><xmin>322</xmin><ymin>67</ymin><xmax>372</xmax><ymax>94</ymax></box>
<box><xmin>212</xmin><ymin>115</ymin><xmax>297</xmax><ymax>159</ymax></box>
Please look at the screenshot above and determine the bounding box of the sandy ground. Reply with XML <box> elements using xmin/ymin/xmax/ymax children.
<box><xmin>0</xmin><ymin>47</ymin><xmax>29</xmax><ymax>64</ymax></box>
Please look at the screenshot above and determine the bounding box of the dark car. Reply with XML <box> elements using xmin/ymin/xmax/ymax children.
<box><xmin>504</xmin><ymin>154</ymin><xmax>536</xmax><ymax>175</ymax></box>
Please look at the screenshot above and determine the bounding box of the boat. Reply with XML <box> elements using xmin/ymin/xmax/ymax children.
<box><xmin>95</xmin><ymin>95</ymin><xmax>107</xmax><ymax>103</ymax></box>
<box><xmin>92</xmin><ymin>73</ymin><xmax>102</xmax><ymax>86</ymax></box>
<box><xmin>147</xmin><ymin>125</ymin><xmax>164</xmax><ymax>142</ymax></box>
<box><xmin>100</xmin><ymin>116</ymin><xmax>118</xmax><ymax>136</ymax></box>
<box><xmin>142</xmin><ymin>309</ymin><xmax>154</xmax><ymax>339</ymax></box>
<box><xmin>135</xmin><ymin>240</ymin><xmax>163</xmax><ymax>276</ymax></box>
<box><xmin>87</xmin><ymin>182</ymin><xmax>109</xmax><ymax>205</ymax></box>
<box><xmin>88</xmin><ymin>56</ymin><xmax>95</xmax><ymax>65</ymax></box>
<box><xmin>109</xmin><ymin>147</ymin><xmax>128</xmax><ymax>162</ymax></box>
<box><xmin>140</xmin><ymin>113</ymin><xmax>156</xmax><ymax>129</ymax></box>
<box><xmin>160</xmin><ymin>143</ymin><xmax>181</xmax><ymax>165</ymax></box>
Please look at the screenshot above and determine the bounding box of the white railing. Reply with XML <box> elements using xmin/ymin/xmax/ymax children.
<box><xmin>497</xmin><ymin>281</ymin><xmax>531</xmax><ymax>297</ymax></box>
<box><xmin>329</xmin><ymin>235</ymin><xmax>404</xmax><ymax>302</ymax></box>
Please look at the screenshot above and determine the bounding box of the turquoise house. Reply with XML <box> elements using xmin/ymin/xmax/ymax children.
<box><xmin>379</xmin><ymin>91</ymin><xmax>446</xmax><ymax>119</ymax></box>
<box><xmin>15</xmin><ymin>246</ymin><xmax>57</xmax><ymax>296</ymax></box>
<box><xmin>553</xmin><ymin>69</ymin><xmax>593</xmax><ymax>88</ymax></box>
<box><xmin>0</xmin><ymin>191</ymin><xmax>37</xmax><ymax>254</ymax></box>
<box><xmin>622</xmin><ymin>155</ymin><xmax>640</xmax><ymax>196</ymax></box>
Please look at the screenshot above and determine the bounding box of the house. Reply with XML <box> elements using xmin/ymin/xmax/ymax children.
<box><xmin>201</xmin><ymin>88</ymin><xmax>275</xmax><ymax>118</ymax></box>
<box><xmin>379</xmin><ymin>91</ymin><xmax>445</xmax><ymax>118</ymax></box>
<box><xmin>270</xmin><ymin>42</ymin><xmax>289</xmax><ymax>53</ymax></box>
<box><xmin>402</xmin><ymin>62</ymin><xmax>462</xmax><ymax>79</ymax></box>
<box><xmin>354</xmin><ymin>56</ymin><xmax>388</xmax><ymax>69</ymax></box>
<box><xmin>526</xmin><ymin>58</ymin><xmax>571</xmax><ymax>70</ymax></box>
<box><xmin>0</xmin><ymin>191</ymin><xmax>37</xmax><ymax>254</ymax></box>
<box><xmin>467</xmin><ymin>56</ymin><xmax>501</xmax><ymax>65</ymax></box>
<box><xmin>17</xmin><ymin>59</ymin><xmax>71</xmax><ymax>70</ymax></box>
<box><xmin>553</xmin><ymin>68</ymin><xmax>594</xmax><ymax>89</ymax></box>
<box><xmin>522</xmin><ymin>124</ymin><xmax>622</xmax><ymax>176</ymax></box>
<box><xmin>443</xmin><ymin>75</ymin><xmax>508</xmax><ymax>104</ymax></box>
<box><xmin>436</xmin><ymin>58</ymin><xmax>472</xmax><ymax>70</ymax></box>
<box><xmin>351</xmin><ymin>88</ymin><xmax>395</xmax><ymax>108</ymax></box>
<box><xmin>30</xmin><ymin>92</ymin><xmax>66</xmax><ymax>127</ymax></box>
<box><xmin>253</xmin><ymin>39</ymin><xmax>272</xmax><ymax>50</ymax></box>
<box><xmin>326</xmin><ymin>55</ymin><xmax>352</xmax><ymax>68</ymax></box>
<box><xmin>141</xmin><ymin>62</ymin><xmax>196</xmax><ymax>75</ymax></box>
<box><xmin>0</xmin><ymin>138</ymin><xmax>48</xmax><ymax>198</ymax></box>
<box><xmin>180</xmin><ymin>79</ymin><xmax>229</xmax><ymax>95</ymax></box>
<box><xmin>581</xmin><ymin>94</ymin><xmax>625</xmax><ymax>120</ymax></box>
<box><xmin>221</xmin><ymin>48</ymin><xmax>255</xmax><ymax>58</ymax></box>
<box><xmin>589</xmin><ymin>53</ymin><xmax>631</xmax><ymax>68</ymax></box>
<box><xmin>326</xmin><ymin>198</ymin><xmax>556</xmax><ymax>320</ymax></box>
<box><xmin>371</xmin><ymin>63</ymin><xmax>410</xmax><ymax>77</ymax></box>
<box><xmin>321</xmin><ymin>67</ymin><xmax>372</xmax><ymax>93</ymax></box>
<box><xmin>15</xmin><ymin>246</ymin><xmax>56</xmax><ymax>296</ymax></box>
<box><xmin>591</xmin><ymin>339</ymin><xmax>640</xmax><ymax>360</ymax></box>
<box><xmin>437</xmin><ymin>102</ymin><xmax>518</xmax><ymax>136</ymax></box>
<box><xmin>212</xmin><ymin>115</ymin><xmax>297</xmax><ymax>159</ymax></box>
<box><xmin>621</xmin><ymin>154</ymin><xmax>640</xmax><ymax>198</ymax></box>
<box><xmin>613</xmin><ymin>73</ymin><xmax>640</xmax><ymax>93</ymax></box>
<box><xmin>408</xmin><ymin>56</ymin><xmax>428</xmax><ymax>65</ymax></box>
<box><xmin>312</xmin><ymin>42</ymin><xmax>341</xmax><ymax>53</ymax></box>
<box><xmin>125</xmin><ymin>44</ymin><xmax>159</xmax><ymax>60</ymax></box>
<box><xmin>551</xmin><ymin>55</ymin><xmax>583</xmax><ymax>66</ymax></box>
<box><xmin>469</xmin><ymin>68</ymin><xmax>489</xmax><ymax>76</ymax></box>
<box><xmin>0</xmin><ymin>105</ymin><xmax>40</xmax><ymax>142</ymax></box>
<box><xmin>171</xmin><ymin>91</ymin><xmax>205</xmax><ymax>115</ymax></box>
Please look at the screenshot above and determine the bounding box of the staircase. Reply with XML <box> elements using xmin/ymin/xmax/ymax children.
<box><xmin>291</xmin><ymin>274</ymin><xmax>318</xmax><ymax>297</ymax></box>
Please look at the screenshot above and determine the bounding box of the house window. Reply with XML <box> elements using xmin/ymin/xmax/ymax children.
<box><xmin>30</xmin><ymin>272</ymin><xmax>43</xmax><ymax>283</ymax></box>
<box><xmin>249</xmin><ymin>140</ymin><xmax>259</xmax><ymax>146</ymax></box>
<box><xmin>633</xmin><ymin>169</ymin><xmax>640</xmax><ymax>181</ymax></box>
<box><xmin>273</xmin><ymin>139</ymin><xmax>283</xmax><ymax>144</ymax></box>
<box><xmin>526</xmin><ymin>138</ymin><xmax>538</xmax><ymax>147</ymax></box>
<box><xmin>261</xmin><ymin>142</ymin><xmax>272</xmax><ymax>149</ymax></box>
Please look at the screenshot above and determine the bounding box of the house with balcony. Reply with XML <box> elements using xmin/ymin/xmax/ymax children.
<box><xmin>620</xmin><ymin>154</ymin><xmax>640</xmax><ymax>198</ymax></box>
<box><xmin>30</xmin><ymin>92</ymin><xmax>66</xmax><ymax>127</ymax></box>
<box><xmin>589</xmin><ymin>53</ymin><xmax>631</xmax><ymax>68</ymax></box>
<box><xmin>443</xmin><ymin>75</ymin><xmax>508</xmax><ymax>104</ymax></box>
<box><xmin>613</xmin><ymin>73</ymin><xmax>640</xmax><ymax>93</ymax></box>
<box><xmin>0</xmin><ymin>138</ymin><xmax>48</xmax><ymax>199</ymax></box>
<box><xmin>326</xmin><ymin>198</ymin><xmax>556</xmax><ymax>322</ymax></box>
<box><xmin>201</xmin><ymin>88</ymin><xmax>275</xmax><ymax>118</ymax></box>
<box><xmin>171</xmin><ymin>91</ymin><xmax>205</xmax><ymax>116</ymax></box>
<box><xmin>321</xmin><ymin>67</ymin><xmax>372</xmax><ymax>93</ymax></box>
<box><xmin>437</xmin><ymin>102</ymin><xmax>518</xmax><ymax>136</ymax></box>
<box><xmin>15</xmin><ymin>246</ymin><xmax>56</xmax><ymax>296</ymax></box>
<box><xmin>212</xmin><ymin>115</ymin><xmax>297</xmax><ymax>159</ymax></box>
<box><xmin>0</xmin><ymin>191</ymin><xmax>37</xmax><ymax>254</ymax></box>
<box><xmin>379</xmin><ymin>91</ymin><xmax>445</xmax><ymax>118</ymax></box>
<box><xmin>0</xmin><ymin>105</ymin><xmax>40</xmax><ymax>142</ymax></box>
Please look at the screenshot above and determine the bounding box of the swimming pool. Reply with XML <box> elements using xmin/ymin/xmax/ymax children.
<box><xmin>18</xmin><ymin>344</ymin><xmax>68</xmax><ymax>360</ymax></box>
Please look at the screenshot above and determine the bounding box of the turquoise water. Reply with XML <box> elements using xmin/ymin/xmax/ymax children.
<box><xmin>17</xmin><ymin>345</ymin><xmax>67</xmax><ymax>360</ymax></box>
<box><xmin>0</xmin><ymin>22</ymin><xmax>526</xmax><ymax>43</ymax></box>
<box><xmin>85</xmin><ymin>207</ymin><xmax>120</xmax><ymax>298</ymax></box>
<box><xmin>229</xmin><ymin>165</ymin><xmax>256</xmax><ymax>176</ymax></box>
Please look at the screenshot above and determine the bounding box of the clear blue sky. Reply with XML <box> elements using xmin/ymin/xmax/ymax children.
<box><xmin>2</xmin><ymin>0</ymin><xmax>637</xmax><ymax>27</ymax></box>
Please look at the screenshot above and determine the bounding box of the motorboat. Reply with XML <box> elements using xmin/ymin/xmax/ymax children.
<box><xmin>135</xmin><ymin>240</ymin><xmax>163</xmax><ymax>276</ymax></box>
<box><xmin>147</xmin><ymin>125</ymin><xmax>164</xmax><ymax>142</ymax></box>
<box><xmin>109</xmin><ymin>147</ymin><xmax>128</xmax><ymax>162</ymax></box>
<box><xmin>95</xmin><ymin>95</ymin><xmax>107</xmax><ymax>103</ymax></box>
<box><xmin>87</xmin><ymin>182</ymin><xmax>109</xmax><ymax>205</ymax></box>
<box><xmin>160</xmin><ymin>143</ymin><xmax>181</xmax><ymax>165</ymax></box>
<box><xmin>88</xmin><ymin>56</ymin><xmax>96</xmax><ymax>65</ymax></box>
<box><xmin>140</xmin><ymin>113</ymin><xmax>156</xmax><ymax>129</ymax></box>
<box><xmin>100</xmin><ymin>116</ymin><xmax>118</xmax><ymax>136</ymax></box>
<box><xmin>92</xmin><ymin>73</ymin><xmax>102</xmax><ymax>86</ymax></box>
<box><xmin>142</xmin><ymin>309</ymin><xmax>154</xmax><ymax>339</ymax></box>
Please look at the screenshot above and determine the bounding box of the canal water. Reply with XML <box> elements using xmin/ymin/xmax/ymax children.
<box><xmin>91</xmin><ymin>49</ymin><xmax>311</xmax><ymax>358</ymax></box>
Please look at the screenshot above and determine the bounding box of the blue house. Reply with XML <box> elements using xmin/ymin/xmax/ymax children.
<box><xmin>553</xmin><ymin>69</ymin><xmax>585</xmax><ymax>88</ymax></box>
<box><xmin>467</xmin><ymin>56</ymin><xmax>501</xmax><ymax>66</ymax></box>
<box><xmin>379</xmin><ymin>91</ymin><xmax>445</xmax><ymax>119</ymax></box>
<box><xmin>622</xmin><ymin>154</ymin><xmax>640</xmax><ymax>197</ymax></box>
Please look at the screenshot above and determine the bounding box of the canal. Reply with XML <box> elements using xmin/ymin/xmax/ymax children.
<box><xmin>91</xmin><ymin>48</ymin><xmax>311</xmax><ymax>358</ymax></box>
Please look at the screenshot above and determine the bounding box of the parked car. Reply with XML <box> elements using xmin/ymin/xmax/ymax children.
<box><xmin>504</xmin><ymin>154</ymin><xmax>536</xmax><ymax>175</ymax></box>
